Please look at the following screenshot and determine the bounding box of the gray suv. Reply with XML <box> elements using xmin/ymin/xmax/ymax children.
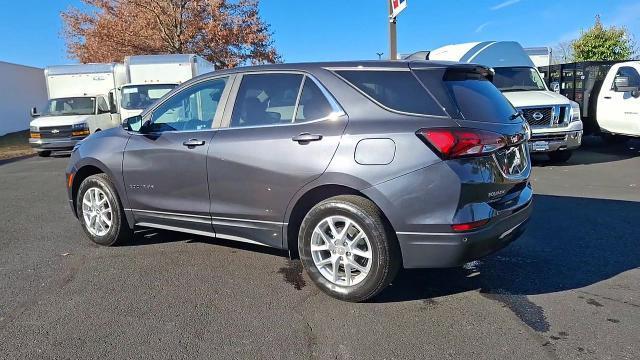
<box><xmin>66</xmin><ymin>61</ymin><xmax>532</xmax><ymax>302</ymax></box>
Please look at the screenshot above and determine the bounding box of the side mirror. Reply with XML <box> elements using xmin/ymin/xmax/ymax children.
<box><xmin>30</xmin><ymin>107</ymin><xmax>40</xmax><ymax>118</ymax></box>
<box><xmin>550</xmin><ymin>82</ymin><xmax>560</xmax><ymax>93</ymax></box>
<box><xmin>122</xmin><ymin>115</ymin><xmax>144</xmax><ymax>132</ymax></box>
<box><xmin>614</xmin><ymin>76</ymin><xmax>638</xmax><ymax>93</ymax></box>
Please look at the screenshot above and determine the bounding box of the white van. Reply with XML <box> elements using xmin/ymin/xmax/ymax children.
<box><xmin>29</xmin><ymin>63</ymin><xmax>127</xmax><ymax>156</ymax></box>
<box><xmin>426</xmin><ymin>41</ymin><xmax>584</xmax><ymax>162</ymax></box>
<box><xmin>119</xmin><ymin>54</ymin><xmax>215</xmax><ymax>121</ymax></box>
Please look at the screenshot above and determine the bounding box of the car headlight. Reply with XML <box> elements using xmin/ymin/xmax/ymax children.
<box><xmin>30</xmin><ymin>125</ymin><xmax>39</xmax><ymax>132</ymax></box>
<box><xmin>569</xmin><ymin>101</ymin><xmax>581</xmax><ymax>122</ymax></box>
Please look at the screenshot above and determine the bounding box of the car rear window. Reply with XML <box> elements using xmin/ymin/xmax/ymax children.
<box><xmin>334</xmin><ymin>70</ymin><xmax>446</xmax><ymax>116</ymax></box>
<box><xmin>414</xmin><ymin>69</ymin><xmax>517</xmax><ymax>123</ymax></box>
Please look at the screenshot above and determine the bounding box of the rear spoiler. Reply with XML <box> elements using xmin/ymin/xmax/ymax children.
<box><xmin>409</xmin><ymin>61</ymin><xmax>495</xmax><ymax>82</ymax></box>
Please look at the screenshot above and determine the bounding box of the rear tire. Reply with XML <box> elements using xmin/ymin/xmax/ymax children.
<box><xmin>298</xmin><ymin>195</ymin><xmax>400</xmax><ymax>302</ymax></box>
<box><xmin>76</xmin><ymin>173</ymin><xmax>133</xmax><ymax>246</ymax></box>
<box><xmin>548</xmin><ymin>150</ymin><xmax>572</xmax><ymax>163</ymax></box>
<box><xmin>38</xmin><ymin>151</ymin><xmax>51</xmax><ymax>157</ymax></box>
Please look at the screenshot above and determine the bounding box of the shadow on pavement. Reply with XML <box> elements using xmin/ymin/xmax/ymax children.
<box><xmin>376</xmin><ymin>194</ymin><xmax>640</xmax><ymax>305</ymax></box>
<box><xmin>0</xmin><ymin>154</ymin><xmax>36</xmax><ymax>166</ymax></box>
<box><xmin>532</xmin><ymin>136</ymin><xmax>640</xmax><ymax>167</ymax></box>
<box><xmin>124</xmin><ymin>228</ymin><xmax>287</xmax><ymax>257</ymax></box>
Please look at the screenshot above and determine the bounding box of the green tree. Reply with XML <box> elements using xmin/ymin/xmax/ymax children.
<box><xmin>572</xmin><ymin>15</ymin><xmax>636</xmax><ymax>61</ymax></box>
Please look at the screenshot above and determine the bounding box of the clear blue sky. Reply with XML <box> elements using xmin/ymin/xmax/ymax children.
<box><xmin>1</xmin><ymin>0</ymin><xmax>639</xmax><ymax>68</ymax></box>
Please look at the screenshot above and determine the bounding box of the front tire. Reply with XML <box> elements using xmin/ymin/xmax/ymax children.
<box><xmin>548</xmin><ymin>150</ymin><xmax>572</xmax><ymax>163</ymax></box>
<box><xmin>298</xmin><ymin>195</ymin><xmax>400</xmax><ymax>302</ymax></box>
<box><xmin>76</xmin><ymin>173</ymin><xmax>132</xmax><ymax>246</ymax></box>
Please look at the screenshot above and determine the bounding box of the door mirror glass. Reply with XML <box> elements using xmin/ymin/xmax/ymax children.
<box><xmin>123</xmin><ymin>115</ymin><xmax>143</xmax><ymax>132</ymax></box>
<box><xmin>30</xmin><ymin>107</ymin><xmax>40</xmax><ymax>118</ymax></box>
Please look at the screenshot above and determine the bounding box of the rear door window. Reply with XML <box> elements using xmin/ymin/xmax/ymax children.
<box><xmin>334</xmin><ymin>70</ymin><xmax>446</xmax><ymax>116</ymax></box>
<box><xmin>230</xmin><ymin>73</ymin><xmax>304</xmax><ymax>128</ymax></box>
<box><xmin>414</xmin><ymin>69</ymin><xmax>517</xmax><ymax>123</ymax></box>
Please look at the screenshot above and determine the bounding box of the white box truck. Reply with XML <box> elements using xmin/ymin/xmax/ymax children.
<box><xmin>423</xmin><ymin>41</ymin><xmax>584</xmax><ymax>162</ymax></box>
<box><xmin>118</xmin><ymin>54</ymin><xmax>214</xmax><ymax>121</ymax></box>
<box><xmin>29</xmin><ymin>63</ymin><xmax>127</xmax><ymax>156</ymax></box>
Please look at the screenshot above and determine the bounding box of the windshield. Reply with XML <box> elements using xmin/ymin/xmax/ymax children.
<box><xmin>41</xmin><ymin>97</ymin><xmax>96</xmax><ymax>116</ymax></box>
<box><xmin>121</xmin><ymin>84</ymin><xmax>176</xmax><ymax>110</ymax></box>
<box><xmin>493</xmin><ymin>67</ymin><xmax>547</xmax><ymax>92</ymax></box>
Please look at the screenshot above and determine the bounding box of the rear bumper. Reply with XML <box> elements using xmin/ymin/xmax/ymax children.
<box><xmin>397</xmin><ymin>197</ymin><xmax>532</xmax><ymax>268</ymax></box>
<box><xmin>30</xmin><ymin>137</ymin><xmax>83</xmax><ymax>152</ymax></box>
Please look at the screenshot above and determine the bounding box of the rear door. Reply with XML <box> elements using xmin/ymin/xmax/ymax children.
<box><xmin>208</xmin><ymin>72</ymin><xmax>347</xmax><ymax>247</ymax></box>
<box><xmin>123</xmin><ymin>76</ymin><xmax>233</xmax><ymax>234</ymax></box>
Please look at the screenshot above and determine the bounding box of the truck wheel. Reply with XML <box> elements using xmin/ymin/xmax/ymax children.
<box><xmin>298</xmin><ymin>195</ymin><xmax>400</xmax><ymax>302</ymax></box>
<box><xmin>548</xmin><ymin>150</ymin><xmax>572</xmax><ymax>163</ymax></box>
<box><xmin>76</xmin><ymin>173</ymin><xmax>133</xmax><ymax>246</ymax></box>
<box><xmin>38</xmin><ymin>151</ymin><xmax>51</xmax><ymax>157</ymax></box>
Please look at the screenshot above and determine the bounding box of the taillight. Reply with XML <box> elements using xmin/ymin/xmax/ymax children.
<box><xmin>451</xmin><ymin>219</ymin><xmax>489</xmax><ymax>232</ymax></box>
<box><xmin>417</xmin><ymin>128</ymin><xmax>507</xmax><ymax>159</ymax></box>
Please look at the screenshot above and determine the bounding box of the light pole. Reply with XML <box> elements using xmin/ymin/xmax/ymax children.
<box><xmin>389</xmin><ymin>1</ymin><xmax>397</xmax><ymax>60</ymax></box>
<box><xmin>376</xmin><ymin>52</ymin><xmax>384</xmax><ymax>60</ymax></box>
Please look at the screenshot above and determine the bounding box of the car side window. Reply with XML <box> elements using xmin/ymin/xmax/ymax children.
<box><xmin>230</xmin><ymin>73</ymin><xmax>304</xmax><ymax>128</ymax></box>
<box><xmin>150</xmin><ymin>77</ymin><xmax>228</xmax><ymax>132</ymax></box>
<box><xmin>614</xmin><ymin>67</ymin><xmax>640</xmax><ymax>88</ymax></box>
<box><xmin>294</xmin><ymin>77</ymin><xmax>335</xmax><ymax>122</ymax></box>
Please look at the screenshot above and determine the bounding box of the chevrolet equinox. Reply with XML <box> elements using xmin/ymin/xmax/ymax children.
<box><xmin>66</xmin><ymin>61</ymin><xmax>533</xmax><ymax>302</ymax></box>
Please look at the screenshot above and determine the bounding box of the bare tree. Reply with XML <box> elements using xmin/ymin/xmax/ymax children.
<box><xmin>61</xmin><ymin>0</ymin><xmax>281</xmax><ymax>68</ymax></box>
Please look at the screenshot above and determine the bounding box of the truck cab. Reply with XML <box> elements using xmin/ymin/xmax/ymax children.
<box><xmin>427</xmin><ymin>41</ymin><xmax>583</xmax><ymax>162</ymax></box>
<box><xmin>29</xmin><ymin>64</ymin><xmax>126</xmax><ymax>157</ymax></box>
<box><xmin>596</xmin><ymin>61</ymin><xmax>640</xmax><ymax>138</ymax></box>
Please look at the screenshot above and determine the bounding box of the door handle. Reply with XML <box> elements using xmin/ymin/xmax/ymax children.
<box><xmin>182</xmin><ymin>139</ymin><xmax>205</xmax><ymax>147</ymax></box>
<box><xmin>603</xmin><ymin>96</ymin><xmax>612</xmax><ymax>99</ymax></box>
<box><xmin>292</xmin><ymin>133</ymin><xmax>323</xmax><ymax>143</ymax></box>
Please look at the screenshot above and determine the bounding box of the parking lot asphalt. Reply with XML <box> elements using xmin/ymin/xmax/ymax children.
<box><xmin>0</xmin><ymin>137</ymin><xmax>639</xmax><ymax>360</ymax></box>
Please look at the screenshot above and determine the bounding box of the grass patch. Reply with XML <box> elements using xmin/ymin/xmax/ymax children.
<box><xmin>0</xmin><ymin>130</ymin><xmax>34</xmax><ymax>160</ymax></box>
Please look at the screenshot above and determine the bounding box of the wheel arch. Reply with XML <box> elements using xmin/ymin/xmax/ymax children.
<box><xmin>285</xmin><ymin>183</ymin><xmax>396</xmax><ymax>259</ymax></box>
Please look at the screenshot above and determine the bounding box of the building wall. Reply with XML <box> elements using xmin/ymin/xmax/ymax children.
<box><xmin>0</xmin><ymin>61</ymin><xmax>48</xmax><ymax>136</ymax></box>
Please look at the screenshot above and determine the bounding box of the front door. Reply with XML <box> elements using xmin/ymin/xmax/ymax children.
<box><xmin>598</xmin><ymin>66</ymin><xmax>640</xmax><ymax>134</ymax></box>
<box><xmin>123</xmin><ymin>76</ymin><xmax>232</xmax><ymax>234</ymax></box>
<box><xmin>208</xmin><ymin>72</ymin><xmax>348</xmax><ymax>247</ymax></box>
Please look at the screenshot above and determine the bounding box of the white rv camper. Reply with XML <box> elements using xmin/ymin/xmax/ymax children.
<box><xmin>29</xmin><ymin>63</ymin><xmax>127</xmax><ymax>156</ymax></box>
<box><xmin>119</xmin><ymin>54</ymin><xmax>215</xmax><ymax>121</ymax></box>
<box><xmin>428</xmin><ymin>41</ymin><xmax>583</xmax><ymax>162</ymax></box>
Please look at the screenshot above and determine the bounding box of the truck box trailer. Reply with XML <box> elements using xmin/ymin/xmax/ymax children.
<box><xmin>119</xmin><ymin>54</ymin><xmax>215</xmax><ymax>121</ymax></box>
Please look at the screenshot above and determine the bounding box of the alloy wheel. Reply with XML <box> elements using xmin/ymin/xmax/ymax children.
<box><xmin>82</xmin><ymin>187</ymin><xmax>113</xmax><ymax>237</ymax></box>
<box><xmin>310</xmin><ymin>215</ymin><xmax>373</xmax><ymax>286</ymax></box>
